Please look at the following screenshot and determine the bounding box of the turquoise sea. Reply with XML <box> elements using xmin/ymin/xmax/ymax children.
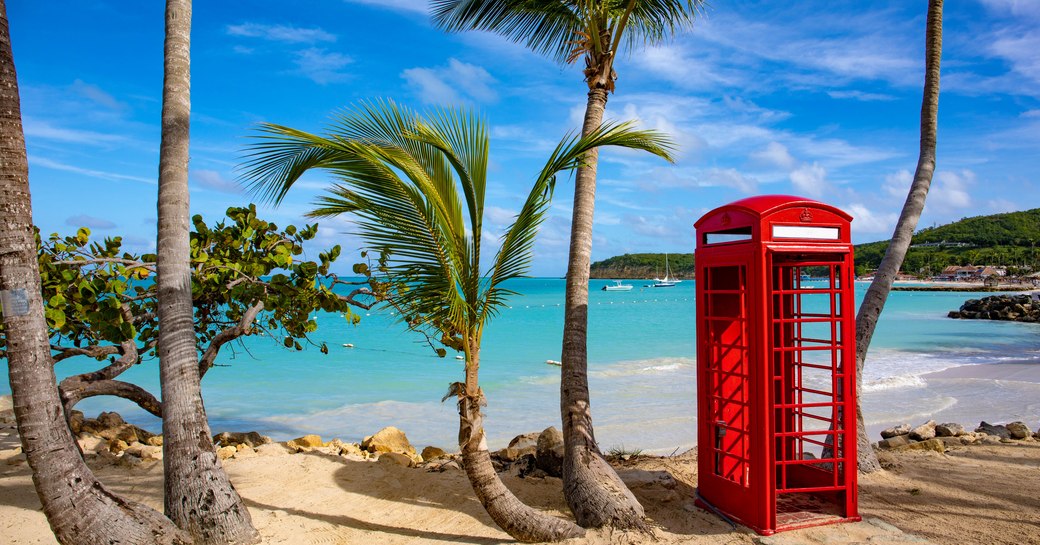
<box><xmin>4</xmin><ymin>279</ymin><xmax>1039</xmax><ymax>453</ymax></box>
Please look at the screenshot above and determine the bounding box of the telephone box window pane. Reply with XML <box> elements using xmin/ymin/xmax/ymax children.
<box><xmin>772</xmin><ymin>225</ymin><xmax>840</xmax><ymax>240</ymax></box>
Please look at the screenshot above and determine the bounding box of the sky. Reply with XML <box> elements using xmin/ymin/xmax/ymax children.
<box><xmin>9</xmin><ymin>0</ymin><xmax>1040</xmax><ymax>276</ymax></box>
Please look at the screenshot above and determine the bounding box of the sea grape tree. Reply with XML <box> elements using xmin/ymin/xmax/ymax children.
<box><xmin>0</xmin><ymin>205</ymin><xmax>372</xmax><ymax>418</ymax></box>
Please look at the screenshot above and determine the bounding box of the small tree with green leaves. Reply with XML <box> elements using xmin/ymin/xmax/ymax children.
<box><xmin>0</xmin><ymin>205</ymin><xmax>372</xmax><ymax>420</ymax></box>
<box><xmin>241</xmin><ymin>100</ymin><xmax>673</xmax><ymax>542</ymax></box>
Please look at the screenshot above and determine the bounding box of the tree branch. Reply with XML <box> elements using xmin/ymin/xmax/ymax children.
<box><xmin>60</xmin><ymin>378</ymin><xmax>163</xmax><ymax>419</ymax></box>
<box><xmin>199</xmin><ymin>300</ymin><xmax>265</xmax><ymax>378</ymax></box>
<box><xmin>51</xmin><ymin>257</ymin><xmax>153</xmax><ymax>269</ymax></box>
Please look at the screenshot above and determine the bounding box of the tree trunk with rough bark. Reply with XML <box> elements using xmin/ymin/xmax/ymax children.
<box><xmin>460</xmin><ymin>340</ymin><xmax>584</xmax><ymax>542</ymax></box>
<box><xmin>0</xmin><ymin>4</ymin><xmax>189</xmax><ymax>543</ymax></box>
<box><xmin>156</xmin><ymin>1</ymin><xmax>258</xmax><ymax>542</ymax></box>
<box><xmin>560</xmin><ymin>88</ymin><xmax>646</xmax><ymax>529</ymax></box>
<box><xmin>854</xmin><ymin>0</ymin><xmax>943</xmax><ymax>474</ymax></box>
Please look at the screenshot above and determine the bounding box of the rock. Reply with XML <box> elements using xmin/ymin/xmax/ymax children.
<box><xmin>123</xmin><ymin>443</ymin><xmax>162</xmax><ymax>461</ymax></box>
<box><xmin>908</xmin><ymin>420</ymin><xmax>937</xmax><ymax>441</ymax></box>
<box><xmin>1034</xmin><ymin>426</ymin><xmax>1040</xmax><ymax>440</ymax></box>
<box><xmin>939</xmin><ymin>436</ymin><xmax>964</xmax><ymax>448</ymax></box>
<box><xmin>980</xmin><ymin>435</ymin><xmax>1004</xmax><ymax>445</ymax></box>
<box><xmin>146</xmin><ymin>435</ymin><xmax>163</xmax><ymax>447</ymax></box>
<box><xmin>535</xmin><ymin>426</ymin><xmax>564</xmax><ymax>478</ymax></box>
<box><xmin>1006</xmin><ymin>421</ymin><xmax>1031</xmax><ymax>440</ymax></box>
<box><xmin>255</xmin><ymin>443</ymin><xmax>293</xmax><ymax>457</ymax></box>
<box><xmin>67</xmin><ymin>410</ymin><xmax>84</xmax><ymax>434</ymax></box>
<box><xmin>213</xmin><ymin>431</ymin><xmax>271</xmax><ymax>449</ymax></box>
<box><xmin>421</xmin><ymin>446</ymin><xmax>448</xmax><ymax>461</ymax></box>
<box><xmin>880</xmin><ymin>424</ymin><xmax>911</xmax><ymax>439</ymax></box>
<box><xmin>116</xmin><ymin>453</ymin><xmax>142</xmax><ymax>468</ymax></box>
<box><xmin>377</xmin><ymin>452</ymin><xmax>415</xmax><ymax>467</ymax></box>
<box><xmin>216</xmin><ymin>445</ymin><xmax>237</xmax><ymax>460</ymax></box>
<box><xmin>512</xmin><ymin>453</ymin><xmax>539</xmax><ymax>478</ymax></box>
<box><xmin>878</xmin><ymin>435</ymin><xmax>911</xmax><ymax>449</ymax></box>
<box><xmin>233</xmin><ymin>447</ymin><xmax>258</xmax><ymax>460</ymax></box>
<box><xmin>935</xmin><ymin>423</ymin><xmax>966</xmax><ymax>437</ymax></box>
<box><xmin>894</xmin><ymin>438</ymin><xmax>946</xmax><ymax>454</ymax></box>
<box><xmin>108</xmin><ymin>438</ymin><xmax>130</xmax><ymax>454</ymax></box>
<box><xmin>437</xmin><ymin>460</ymin><xmax>462</xmax><ymax>472</ymax></box>
<box><xmin>975</xmin><ymin>421</ymin><xmax>1011</xmax><ymax>439</ymax></box>
<box><xmin>337</xmin><ymin>442</ymin><xmax>365</xmax><ymax>457</ymax></box>
<box><xmin>362</xmin><ymin>427</ymin><xmax>418</xmax><ymax>460</ymax></box>
<box><xmin>77</xmin><ymin>434</ymin><xmax>105</xmax><ymax>455</ymax></box>
<box><xmin>286</xmin><ymin>434</ymin><xmax>325</xmax><ymax>452</ymax></box>
<box><xmin>97</xmin><ymin>411</ymin><xmax>125</xmax><ymax>429</ymax></box>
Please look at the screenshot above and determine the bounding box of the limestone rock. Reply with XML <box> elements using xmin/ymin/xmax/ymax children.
<box><xmin>108</xmin><ymin>438</ymin><xmax>129</xmax><ymax>454</ymax></box>
<box><xmin>337</xmin><ymin>441</ymin><xmax>365</xmax><ymax>457</ymax></box>
<box><xmin>935</xmin><ymin>423</ymin><xmax>966</xmax><ymax>437</ymax></box>
<box><xmin>362</xmin><ymin>427</ymin><xmax>417</xmax><ymax>459</ymax></box>
<box><xmin>213</xmin><ymin>431</ymin><xmax>272</xmax><ymax>449</ymax></box>
<box><xmin>1006</xmin><ymin>421</ymin><xmax>1030</xmax><ymax>440</ymax></box>
<box><xmin>421</xmin><ymin>446</ymin><xmax>448</xmax><ymax>461</ymax></box>
<box><xmin>377</xmin><ymin>452</ymin><xmax>415</xmax><ymax>467</ymax></box>
<box><xmin>123</xmin><ymin>443</ymin><xmax>162</xmax><ymax>461</ymax></box>
<box><xmin>512</xmin><ymin>453</ymin><xmax>539</xmax><ymax>478</ymax></box>
<box><xmin>77</xmin><ymin>434</ymin><xmax>105</xmax><ymax>455</ymax></box>
<box><xmin>146</xmin><ymin>435</ymin><xmax>163</xmax><ymax>447</ymax></box>
<box><xmin>880</xmin><ymin>424</ymin><xmax>911</xmax><ymax>439</ymax></box>
<box><xmin>878</xmin><ymin>435</ymin><xmax>911</xmax><ymax>449</ymax></box>
<box><xmin>939</xmin><ymin>436</ymin><xmax>964</xmax><ymax>448</ymax></box>
<box><xmin>67</xmin><ymin>410</ymin><xmax>84</xmax><ymax>434</ymax></box>
<box><xmin>286</xmin><ymin>434</ymin><xmax>325</xmax><ymax>452</ymax></box>
<box><xmin>535</xmin><ymin>426</ymin><xmax>564</xmax><ymax>478</ymax></box>
<box><xmin>216</xmin><ymin>445</ymin><xmax>237</xmax><ymax>460</ymax></box>
<box><xmin>255</xmin><ymin>443</ymin><xmax>293</xmax><ymax>457</ymax></box>
<box><xmin>895</xmin><ymin>438</ymin><xmax>946</xmax><ymax>454</ymax></box>
<box><xmin>975</xmin><ymin>421</ymin><xmax>1011</xmax><ymax>439</ymax></box>
<box><xmin>97</xmin><ymin>411</ymin><xmax>126</xmax><ymax>429</ymax></box>
<box><xmin>909</xmin><ymin>420</ymin><xmax>937</xmax><ymax>441</ymax></box>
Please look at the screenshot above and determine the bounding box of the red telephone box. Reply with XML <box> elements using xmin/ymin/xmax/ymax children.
<box><xmin>693</xmin><ymin>195</ymin><xmax>860</xmax><ymax>535</ymax></box>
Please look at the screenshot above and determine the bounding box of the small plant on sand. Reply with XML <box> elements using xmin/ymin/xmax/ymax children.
<box><xmin>241</xmin><ymin>100</ymin><xmax>673</xmax><ymax>542</ymax></box>
<box><xmin>606</xmin><ymin>445</ymin><xmax>645</xmax><ymax>461</ymax></box>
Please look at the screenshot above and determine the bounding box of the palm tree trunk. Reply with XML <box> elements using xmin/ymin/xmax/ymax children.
<box><xmin>156</xmin><ymin>1</ymin><xmax>258</xmax><ymax>542</ymax></box>
<box><xmin>854</xmin><ymin>0</ymin><xmax>942</xmax><ymax>473</ymax></box>
<box><xmin>560</xmin><ymin>88</ymin><xmax>646</xmax><ymax>529</ymax></box>
<box><xmin>460</xmin><ymin>342</ymin><xmax>584</xmax><ymax>542</ymax></box>
<box><xmin>0</xmin><ymin>4</ymin><xmax>189</xmax><ymax>543</ymax></box>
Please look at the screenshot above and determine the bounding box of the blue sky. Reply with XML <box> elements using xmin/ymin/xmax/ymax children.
<box><xmin>9</xmin><ymin>0</ymin><xmax>1040</xmax><ymax>276</ymax></box>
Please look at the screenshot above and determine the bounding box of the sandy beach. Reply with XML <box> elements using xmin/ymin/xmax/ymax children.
<box><xmin>2</xmin><ymin>417</ymin><xmax>1039</xmax><ymax>545</ymax></box>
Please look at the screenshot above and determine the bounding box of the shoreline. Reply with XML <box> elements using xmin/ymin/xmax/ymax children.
<box><xmin>922</xmin><ymin>360</ymin><xmax>1040</xmax><ymax>384</ymax></box>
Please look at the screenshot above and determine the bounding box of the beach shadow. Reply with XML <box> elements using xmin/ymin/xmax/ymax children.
<box><xmin>244</xmin><ymin>496</ymin><xmax>504</xmax><ymax>544</ymax></box>
<box><xmin>615</xmin><ymin>464</ymin><xmax>745</xmax><ymax>538</ymax></box>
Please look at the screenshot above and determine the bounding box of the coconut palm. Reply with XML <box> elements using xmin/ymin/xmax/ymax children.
<box><xmin>854</xmin><ymin>0</ymin><xmax>943</xmax><ymax>473</ymax></box>
<box><xmin>241</xmin><ymin>101</ymin><xmax>673</xmax><ymax>542</ymax></box>
<box><xmin>154</xmin><ymin>0</ymin><xmax>259</xmax><ymax>542</ymax></box>
<box><xmin>431</xmin><ymin>0</ymin><xmax>706</xmax><ymax>528</ymax></box>
<box><xmin>0</xmin><ymin>2</ymin><xmax>189</xmax><ymax>543</ymax></box>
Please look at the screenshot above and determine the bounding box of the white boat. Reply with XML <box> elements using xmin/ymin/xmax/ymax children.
<box><xmin>602</xmin><ymin>280</ymin><xmax>634</xmax><ymax>291</ymax></box>
<box><xmin>651</xmin><ymin>254</ymin><xmax>681</xmax><ymax>288</ymax></box>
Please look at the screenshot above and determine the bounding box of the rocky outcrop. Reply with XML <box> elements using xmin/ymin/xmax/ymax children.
<box><xmin>214</xmin><ymin>431</ymin><xmax>272</xmax><ymax>449</ymax></box>
<box><xmin>948</xmin><ymin>294</ymin><xmax>1040</xmax><ymax>323</ymax></box>
<box><xmin>362</xmin><ymin>426</ymin><xmax>419</xmax><ymax>461</ymax></box>
<box><xmin>878</xmin><ymin>418</ymin><xmax>1038</xmax><ymax>451</ymax></box>
<box><xmin>0</xmin><ymin>395</ymin><xmax>14</xmax><ymax>424</ymax></box>
<box><xmin>535</xmin><ymin>427</ymin><xmax>564</xmax><ymax>478</ymax></box>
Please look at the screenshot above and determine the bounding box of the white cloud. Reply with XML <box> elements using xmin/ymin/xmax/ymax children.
<box><xmin>192</xmin><ymin>169</ymin><xmax>243</xmax><ymax>194</ymax></box>
<box><xmin>827</xmin><ymin>90</ymin><xmax>896</xmax><ymax>101</ymax></box>
<box><xmin>294</xmin><ymin>48</ymin><xmax>353</xmax><ymax>84</ymax></box>
<box><xmin>343</xmin><ymin>0</ymin><xmax>427</xmax><ymax>14</ymax></box>
<box><xmin>882</xmin><ymin>169</ymin><xmax>913</xmax><ymax>198</ymax></box>
<box><xmin>843</xmin><ymin>203</ymin><xmax>898</xmax><ymax>234</ymax></box>
<box><xmin>402</xmin><ymin>59</ymin><xmax>497</xmax><ymax>105</ymax></box>
<box><xmin>70</xmin><ymin>80</ymin><xmax>126</xmax><ymax>111</ymax></box>
<box><xmin>28</xmin><ymin>155</ymin><xmax>154</xmax><ymax>185</ymax></box>
<box><xmin>751</xmin><ymin>142</ymin><xmax>796</xmax><ymax>170</ymax></box>
<box><xmin>66</xmin><ymin>214</ymin><xmax>116</xmax><ymax>230</ymax></box>
<box><xmin>227</xmin><ymin>23</ymin><xmax>336</xmax><ymax>44</ymax></box>
<box><xmin>927</xmin><ymin>170</ymin><xmax>974</xmax><ymax>212</ymax></box>
<box><xmin>789</xmin><ymin>162</ymin><xmax>828</xmax><ymax>197</ymax></box>
<box><xmin>23</xmin><ymin>118</ymin><xmax>123</xmax><ymax>145</ymax></box>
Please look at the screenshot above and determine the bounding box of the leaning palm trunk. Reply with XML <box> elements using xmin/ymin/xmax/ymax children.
<box><xmin>561</xmin><ymin>88</ymin><xmax>646</xmax><ymax>529</ymax></box>
<box><xmin>459</xmin><ymin>343</ymin><xmax>585</xmax><ymax>542</ymax></box>
<box><xmin>0</xmin><ymin>4</ymin><xmax>189</xmax><ymax>543</ymax></box>
<box><xmin>854</xmin><ymin>0</ymin><xmax>943</xmax><ymax>473</ymax></box>
<box><xmin>155</xmin><ymin>0</ymin><xmax>258</xmax><ymax>542</ymax></box>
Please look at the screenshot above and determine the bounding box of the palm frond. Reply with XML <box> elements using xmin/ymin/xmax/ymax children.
<box><xmin>431</xmin><ymin>0</ymin><xmax>583</xmax><ymax>64</ymax></box>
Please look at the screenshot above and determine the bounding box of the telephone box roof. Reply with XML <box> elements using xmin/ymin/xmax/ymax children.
<box><xmin>694</xmin><ymin>195</ymin><xmax>853</xmax><ymax>228</ymax></box>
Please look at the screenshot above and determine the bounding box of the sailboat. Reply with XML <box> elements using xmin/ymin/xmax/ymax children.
<box><xmin>651</xmin><ymin>254</ymin><xmax>680</xmax><ymax>288</ymax></box>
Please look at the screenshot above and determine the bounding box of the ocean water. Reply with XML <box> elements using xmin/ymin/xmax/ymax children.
<box><xmin>3</xmin><ymin>279</ymin><xmax>1039</xmax><ymax>452</ymax></box>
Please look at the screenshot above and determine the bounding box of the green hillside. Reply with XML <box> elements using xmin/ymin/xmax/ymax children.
<box><xmin>589</xmin><ymin>253</ymin><xmax>694</xmax><ymax>279</ymax></box>
<box><xmin>854</xmin><ymin>208</ymin><xmax>1040</xmax><ymax>276</ymax></box>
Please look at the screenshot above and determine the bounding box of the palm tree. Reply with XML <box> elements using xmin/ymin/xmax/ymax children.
<box><xmin>241</xmin><ymin>101</ymin><xmax>673</xmax><ymax>542</ymax></box>
<box><xmin>154</xmin><ymin>0</ymin><xmax>259</xmax><ymax>542</ymax></box>
<box><xmin>431</xmin><ymin>0</ymin><xmax>705</xmax><ymax>528</ymax></box>
<box><xmin>0</xmin><ymin>2</ymin><xmax>189</xmax><ymax>543</ymax></box>
<box><xmin>854</xmin><ymin>0</ymin><xmax>943</xmax><ymax>473</ymax></box>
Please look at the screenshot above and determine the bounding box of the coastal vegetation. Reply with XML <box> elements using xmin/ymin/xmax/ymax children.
<box><xmin>0</xmin><ymin>207</ymin><xmax>371</xmax><ymax>422</ymax></box>
<box><xmin>590</xmin><ymin>253</ymin><xmax>694</xmax><ymax>279</ymax></box>
<box><xmin>433</xmin><ymin>0</ymin><xmax>702</xmax><ymax>530</ymax></box>
<box><xmin>240</xmin><ymin>100</ymin><xmax>672</xmax><ymax>541</ymax></box>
